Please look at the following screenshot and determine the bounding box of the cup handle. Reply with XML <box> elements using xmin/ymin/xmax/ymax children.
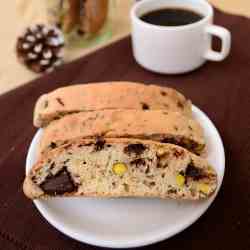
<box><xmin>204</xmin><ymin>24</ymin><xmax>231</xmax><ymax>61</ymax></box>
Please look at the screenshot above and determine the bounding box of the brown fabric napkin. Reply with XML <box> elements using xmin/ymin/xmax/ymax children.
<box><xmin>0</xmin><ymin>9</ymin><xmax>249</xmax><ymax>250</ymax></box>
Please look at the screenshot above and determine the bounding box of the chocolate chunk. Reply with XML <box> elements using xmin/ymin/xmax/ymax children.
<box><xmin>141</xmin><ymin>102</ymin><xmax>150</xmax><ymax>110</ymax></box>
<box><xmin>161</xmin><ymin>137</ymin><xmax>177</xmax><ymax>145</ymax></box>
<box><xmin>179</xmin><ymin>170</ymin><xmax>185</xmax><ymax>176</ymax></box>
<box><xmin>124</xmin><ymin>143</ymin><xmax>146</xmax><ymax>155</ymax></box>
<box><xmin>177</xmin><ymin>101</ymin><xmax>184</xmax><ymax>109</ymax></box>
<box><xmin>94</xmin><ymin>137</ymin><xmax>106</xmax><ymax>151</ymax></box>
<box><xmin>161</xmin><ymin>91</ymin><xmax>167</xmax><ymax>96</ymax></box>
<box><xmin>40</xmin><ymin>167</ymin><xmax>77</xmax><ymax>195</ymax></box>
<box><xmin>50</xmin><ymin>162</ymin><xmax>55</xmax><ymax>170</ymax></box>
<box><xmin>186</xmin><ymin>164</ymin><xmax>203</xmax><ymax>180</ymax></box>
<box><xmin>130</xmin><ymin>158</ymin><xmax>146</xmax><ymax>166</ymax></box>
<box><xmin>63</xmin><ymin>159</ymin><xmax>70</xmax><ymax>164</ymax></box>
<box><xmin>56</xmin><ymin>97</ymin><xmax>65</xmax><ymax>106</ymax></box>
<box><xmin>56</xmin><ymin>22</ymin><xmax>62</xmax><ymax>29</ymax></box>
<box><xmin>168</xmin><ymin>188</ymin><xmax>177</xmax><ymax>194</ymax></box>
<box><xmin>145</xmin><ymin>166</ymin><xmax>150</xmax><ymax>174</ymax></box>
<box><xmin>49</xmin><ymin>142</ymin><xmax>57</xmax><ymax>149</ymax></box>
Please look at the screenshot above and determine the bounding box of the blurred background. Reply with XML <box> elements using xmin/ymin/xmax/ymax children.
<box><xmin>1</xmin><ymin>0</ymin><xmax>250</xmax><ymax>94</ymax></box>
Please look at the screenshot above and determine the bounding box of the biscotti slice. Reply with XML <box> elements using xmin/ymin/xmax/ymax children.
<box><xmin>39</xmin><ymin>110</ymin><xmax>205</xmax><ymax>156</ymax></box>
<box><xmin>23</xmin><ymin>138</ymin><xmax>217</xmax><ymax>200</ymax></box>
<box><xmin>62</xmin><ymin>0</ymin><xmax>80</xmax><ymax>33</ymax></box>
<box><xmin>79</xmin><ymin>0</ymin><xmax>109</xmax><ymax>34</ymax></box>
<box><xmin>34</xmin><ymin>81</ymin><xmax>192</xmax><ymax>127</ymax></box>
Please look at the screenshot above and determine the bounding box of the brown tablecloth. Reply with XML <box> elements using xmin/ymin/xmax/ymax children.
<box><xmin>0</xmin><ymin>9</ymin><xmax>249</xmax><ymax>250</ymax></box>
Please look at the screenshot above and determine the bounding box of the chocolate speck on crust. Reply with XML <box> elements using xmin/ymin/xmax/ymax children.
<box><xmin>141</xmin><ymin>102</ymin><xmax>150</xmax><ymax>110</ymax></box>
<box><xmin>49</xmin><ymin>142</ymin><xmax>57</xmax><ymax>149</ymax></box>
<box><xmin>56</xmin><ymin>97</ymin><xmax>65</xmax><ymax>106</ymax></box>
<box><xmin>177</xmin><ymin>101</ymin><xmax>184</xmax><ymax>109</ymax></box>
<box><xmin>40</xmin><ymin>167</ymin><xmax>77</xmax><ymax>195</ymax></box>
<box><xmin>161</xmin><ymin>91</ymin><xmax>167</xmax><ymax>96</ymax></box>
<box><xmin>124</xmin><ymin>143</ymin><xmax>147</xmax><ymax>155</ymax></box>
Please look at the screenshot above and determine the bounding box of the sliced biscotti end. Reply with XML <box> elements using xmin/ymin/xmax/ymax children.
<box><xmin>24</xmin><ymin>138</ymin><xmax>217</xmax><ymax>200</ymax></box>
<box><xmin>33</xmin><ymin>81</ymin><xmax>192</xmax><ymax>127</ymax></box>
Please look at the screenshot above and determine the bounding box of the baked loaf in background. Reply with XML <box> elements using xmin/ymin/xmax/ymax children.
<box><xmin>39</xmin><ymin>110</ymin><xmax>205</xmax><ymax>156</ymax></box>
<box><xmin>79</xmin><ymin>0</ymin><xmax>109</xmax><ymax>34</ymax></box>
<box><xmin>23</xmin><ymin>138</ymin><xmax>217</xmax><ymax>200</ymax></box>
<box><xmin>33</xmin><ymin>82</ymin><xmax>192</xmax><ymax>127</ymax></box>
<box><xmin>47</xmin><ymin>0</ymin><xmax>108</xmax><ymax>34</ymax></box>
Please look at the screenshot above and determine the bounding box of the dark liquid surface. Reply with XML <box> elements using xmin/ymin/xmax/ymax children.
<box><xmin>140</xmin><ymin>8</ymin><xmax>203</xmax><ymax>27</ymax></box>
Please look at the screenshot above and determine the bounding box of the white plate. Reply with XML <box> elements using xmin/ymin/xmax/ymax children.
<box><xmin>26</xmin><ymin>105</ymin><xmax>225</xmax><ymax>248</ymax></box>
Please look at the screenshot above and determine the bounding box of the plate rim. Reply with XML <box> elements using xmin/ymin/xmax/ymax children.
<box><xmin>25</xmin><ymin>105</ymin><xmax>225</xmax><ymax>248</ymax></box>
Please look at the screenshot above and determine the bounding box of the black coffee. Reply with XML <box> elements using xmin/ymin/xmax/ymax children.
<box><xmin>140</xmin><ymin>8</ymin><xmax>203</xmax><ymax>27</ymax></box>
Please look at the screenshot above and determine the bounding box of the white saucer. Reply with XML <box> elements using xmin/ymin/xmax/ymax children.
<box><xmin>26</xmin><ymin>105</ymin><xmax>225</xmax><ymax>248</ymax></box>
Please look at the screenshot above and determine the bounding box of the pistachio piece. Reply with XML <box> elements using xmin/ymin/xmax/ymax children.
<box><xmin>197</xmin><ymin>183</ymin><xmax>210</xmax><ymax>194</ymax></box>
<box><xmin>176</xmin><ymin>174</ymin><xmax>185</xmax><ymax>187</ymax></box>
<box><xmin>112</xmin><ymin>163</ymin><xmax>127</xmax><ymax>176</ymax></box>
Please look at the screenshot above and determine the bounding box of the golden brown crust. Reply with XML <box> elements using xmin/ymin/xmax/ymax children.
<box><xmin>39</xmin><ymin>110</ymin><xmax>205</xmax><ymax>156</ymax></box>
<box><xmin>33</xmin><ymin>81</ymin><xmax>192</xmax><ymax>127</ymax></box>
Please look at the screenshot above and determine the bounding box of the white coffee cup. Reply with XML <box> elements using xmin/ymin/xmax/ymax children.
<box><xmin>131</xmin><ymin>0</ymin><xmax>231</xmax><ymax>74</ymax></box>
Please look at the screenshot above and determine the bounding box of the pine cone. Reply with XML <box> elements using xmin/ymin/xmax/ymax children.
<box><xmin>16</xmin><ymin>24</ymin><xmax>64</xmax><ymax>73</ymax></box>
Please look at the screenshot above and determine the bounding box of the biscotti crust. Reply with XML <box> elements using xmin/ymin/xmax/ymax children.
<box><xmin>33</xmin><ymin>82</ymin><xmax>192</xmax><ymax>127</ymax></box>
<box><xmin>39</xmin><ymin>110</ymin><xmax>205</xmax><ymax>156</ymax></box>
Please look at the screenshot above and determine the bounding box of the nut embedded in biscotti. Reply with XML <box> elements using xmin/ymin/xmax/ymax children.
<box><xmin>16</xmin><ymin>24</ymin><xmax>64</xmax><ymax>73</ymax></box>
<box><xmin>112</xmin><ymin>163</ymin><xmax>127</xmax><ymax>176</ymax></box>
<box><xmin>197</xmin><ymin>183</ymin><xmax>210</xmax><ymax>194</ymax></box>
<box><xmin>176</xmin><ymin>173</ymin><xmax>185</xmax><ymax>187</ymax></box>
